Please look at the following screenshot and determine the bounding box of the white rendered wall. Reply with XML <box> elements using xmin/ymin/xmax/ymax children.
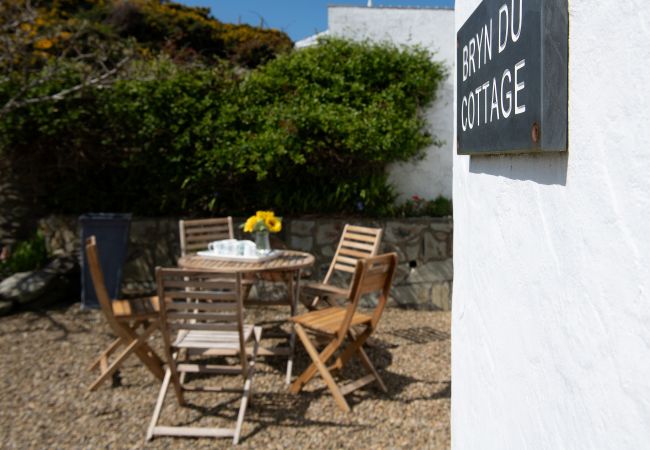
<box><xmin>328</xmin><ymin>6</ymin><xmax>454</xmax><ymax>200</ymax></box>
<box><xmin>452</xmin><ymin>1</ymin><xmax>650</xmax><ymax>449</ymax></box>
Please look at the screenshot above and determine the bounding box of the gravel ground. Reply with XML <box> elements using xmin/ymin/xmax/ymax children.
<box><xmin>0</xmin><ymin>303</ymin><xmax>450</xmax><ymax>449</ymax></box>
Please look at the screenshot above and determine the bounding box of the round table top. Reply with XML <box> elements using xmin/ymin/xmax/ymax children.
<box><xmin>177</xmin><ymin>250</ymin><xmax>315</xmax><ymax>273</ymax></box>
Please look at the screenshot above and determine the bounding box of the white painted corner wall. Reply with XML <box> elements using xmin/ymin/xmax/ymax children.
<box><xmin>328</xmin><ymin>6</ymin><xmax>454</xmax><ymax>200</ymax></box>
<box><xmin>452</xmin><ymin>1</ymin><xmax>650</xmax><ymax>449</ymax></box>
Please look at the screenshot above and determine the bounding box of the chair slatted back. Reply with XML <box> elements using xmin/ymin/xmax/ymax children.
<box><xmin>323</xmin><ymin>225</ymin><xmax>383</xmax><ymax>285</ymax></box>
<box><xmin>85</xmin><ymin>236</ymin><xmax>125</xmax><ymax>336</ymax></box>
<box><xmin>156</xmin><ymin>268</ymin><xmax>248</xmax><ymax>373</ymax></box>
<box><xmin>337</xmin><ymin>253</ymin><xmax>398</xmax><ymax>340</ymax></box>
<box><xmin>179</xmin><ymin>217</ymin><xmax>234</xmax><ymax>256</ymax></box>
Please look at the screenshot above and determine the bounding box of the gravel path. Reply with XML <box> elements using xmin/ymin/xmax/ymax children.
<box><xmin>0</xmin><ymin>303</ymin><xmax>450</xmax><ymax>449</ymax></box>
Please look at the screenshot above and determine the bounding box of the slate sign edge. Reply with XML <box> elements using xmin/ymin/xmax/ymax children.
<box><xmin>456</xmin><ymin>0</ymin><xmax>568</xmax><ymax>155</ymax></box>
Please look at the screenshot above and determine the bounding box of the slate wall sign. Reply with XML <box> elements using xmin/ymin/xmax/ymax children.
<box><xmin>457</xmin><ymin>0</ymin><xmax>568</xmax><ymax>155</ymax></box>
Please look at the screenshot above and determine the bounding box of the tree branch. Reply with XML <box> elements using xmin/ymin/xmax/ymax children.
<box><xmin>0</xmin><ymin>57</ymin><xmax>129</xmax><ymax>117</ymax></box>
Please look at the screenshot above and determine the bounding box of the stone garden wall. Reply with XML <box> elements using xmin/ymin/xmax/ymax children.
<box><xmin>38</xmin><ymin>215</ymin><xmax>453</xmax><ymax>310</ymax></box>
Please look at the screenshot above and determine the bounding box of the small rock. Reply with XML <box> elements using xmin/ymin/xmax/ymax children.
<box><xmin>0</xmin><ymin>271</ymin><xmax>53</xmax><ymax>305</ymax></box>
<box><xmin>0</xmin><ymin>256</ymin><xmax>79</xmax><ymax>308</ymax></box>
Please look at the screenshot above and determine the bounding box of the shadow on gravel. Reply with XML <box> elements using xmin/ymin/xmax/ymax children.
<box><xmin>159</xmin><ymin>389</ymin><xmax>372</xmax><ymax>442</ymax></box>
<box><xmin>244</xmin><ymin>391</ymin><xmax>373</xmax><ymax>440</ymax></box>
<box><xmin>401</xmin><ymin>380</ymin><xmax>451</xmax><ymax>402</ymax></box>
<box><xmin>180</xmin><ymin>396</ymin><xmax>243</xmax><ymax>425</ymax></box>
<box><xmin>431</xmin><ymin>381</ymin><xmax>451</xmax><ymax>399</ymax></box>
<box><xmin>252</xmin><ymin>319</ymin><xmax>291</xmax><ymax>339</ymax></box>
<box><xmin>0</xmin><ymin>301</ymin><xmax>92</xmax><ymax>342</ymax></box>
<box><xmin>273</xmin><ymin>336</ymin><xmax>396</xmax><ymax>376</ymax></box>
<box><xmin>388</xmin><ymin>326</ymin><xmax>450</xmax><ymax>344</ymax></box>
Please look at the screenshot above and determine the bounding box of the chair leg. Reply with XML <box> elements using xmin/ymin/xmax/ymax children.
<box><xmin>333</xmin><ymin>329</ymin><xmax>387</xmax><ymax>393</ymax></box>
<box><xmin>300</xmin><ymin>294</ymin><xmax>334</xmax><ymax>311</ymax></box>
<box><xmin>250</xmin><ymin>327</ymin><xmax>262</xmax><ymax>405</ymax></box>
<box><xmin>233</xmin><ymin>330</ymin><xmax>260</xmax><ymax>445</ymax></box>
<box><xmin>179</xmin><ymin>348</ymin><xmax>189</xmax><ymax>386</ymax></box>
<box><xmin>307</xmin><ymin>295</ymin><xmax>321</xmax><ymax>310</ymax></box>
<box><xmin>88</xmin><ymin>337</ymin><xmax>122</xmax><ymax>371</ymax></box>
<box><xmin>88</xmin><ymin>323</ymin><xmax>161</xmax><ymax>391</ymax></box>
<box><xmin>168</xmin><ymin>353</ymin><xmax>185</xmax><ymax>406</ymax></box>
<box><xmin>329</xmin><ymin>329</ymin><xmax>371</xmax><ymax>371</ymax></box>
<box><xmin>148</xmin><ymin>330</ymin><xmax>262</xmax><ymax>444</ymax></box>
<box><xmin>132</xmin><ymin>341</ymin><xmax>165</xmax><ymax>380</ymax></box>
<box><xmin>356</xmin><ymin>346</ymin><xmax>387</xmax><ymax>393</ymax></box>
<box><xmin>286</xmin><ymin>273</ymin><xmax>297</xmax><ymax>384</ymax></box>
<box><xmin>146</xmin><ymin>368</ymin><xmax>172</xmax><ymax>441</ymax></box>
<box><xmin>290</xmin><ymin>324</ymin><xmax>350</xmax><ymax>412</ymax></box>
<box><xmin>125</xmin><ymin>323</ymin><xmax>165</xmax><ymax>380</ymax></box>
<box><xmin>88</xmin><ymin>336</ymin><xmax>141</xmax><ymax>391</ymax></box>
<box><xmin>289</xmin><ymin>331</ymin><xmax>339</xmax><ymax>394</ymax></box>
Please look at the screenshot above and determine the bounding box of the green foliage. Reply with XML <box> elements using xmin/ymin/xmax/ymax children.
<box><xmin>0</xmin><ymin>39</ymin><xmax>447</xmax><ymax>217</ymax></box>
<box><xmin>393</xmin><ymin>195</ymin><xmax>453</xmax><ymax>218</ymax></box>
<box><xmin>0</xmin><ymin>233</ymin><xmax>49</xmax><ymax>275</ymax></box>
<box><xmin>0</xmin><ymin>58</ymin><xmax>232</xmax><ymax>214</ymax></box>
<box><xmin>200</xmin><ymin>38</ymin><xmax>446</xmax><ymax>216</ymax></box>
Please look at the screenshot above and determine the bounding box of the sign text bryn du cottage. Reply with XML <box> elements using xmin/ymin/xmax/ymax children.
<box><xmin>457</xmin><ymin>0</ymin><xmax>568</xmax><ymax>155</ymax></box>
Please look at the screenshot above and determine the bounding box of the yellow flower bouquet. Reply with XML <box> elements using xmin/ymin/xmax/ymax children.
<box><xmin>243</xmin><ymin>210</ymin><xmax>282</xmax><ymax>233</ymax></box>
<box><xmin>242</xmin><ymin>211</ymin><xmax>282</xmax><ymax>255</ymax></box>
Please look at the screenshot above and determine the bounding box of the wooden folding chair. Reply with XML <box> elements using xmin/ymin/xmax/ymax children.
<box><xmin>290</xmin><ymin>253</ymin><xmax>397</xmax><ymax>412</ymax></box>
<box><xmin>147</xmin><ymin>268</ymin><xmax>262</xmax><ymax>445</ymax></box>
<box><xmin>179</xmin><ymin>215</ymin><xmax>258</xmax><ymax>299</ymax></box>
<box><xmin>179</xmin><ymin>217</ymin><xmax>234</xmax><ymax>256</ymax></box>
<box><xmin>300</xmin><ymin>224</ymin><xmax>383</xmax><ymax>310</ymax></box>
<box><xmin>85</xmin><ymin>236</ymin><xmax>165</xmax><ymax>391</ymax></box>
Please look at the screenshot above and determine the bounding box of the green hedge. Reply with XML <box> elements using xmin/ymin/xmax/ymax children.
<box><xmin>0</xmin><ymin>38</ymin><xmax>446</xmax><ymax>216</ymax></box>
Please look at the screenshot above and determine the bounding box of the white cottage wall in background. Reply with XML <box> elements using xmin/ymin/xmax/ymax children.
<box><xmin>327</xmin><ymin>6</ymin><xmax>455</xmax><ymax>200</ymax></box>
<box><xmin>452</xmin><ymin>0</ymin><xmax>650</xmax><ymax>449</ymax></box>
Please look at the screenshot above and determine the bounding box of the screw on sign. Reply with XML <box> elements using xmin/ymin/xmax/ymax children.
<box><xmin>531</xmin><ymin>122</ymin><xmax>540</xmax><ymax>143</ymax></box>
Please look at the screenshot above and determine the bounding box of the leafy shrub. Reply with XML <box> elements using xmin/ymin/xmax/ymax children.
<box><xmin>394</xmin><ymin>195</ymin><xmax>452</xmax><ymax>218</ymax></box>
<box><xmin>0</xmin><ymin>39</ymin><xmax>446</xmax><ymax>217</ymax></box>
<box><xmin>1</xmin><ymin>58</ymin><xmax>232</xmax><ymax>214</ymax></box>
<box><xmin>0</xmin><ymin>233</ymin><xmax>49</xmax><ymax>275</ymax></box>
<box><xmin>199</xmin><ymin>37</ymin><xmax>446</xmax><ymax>215</ymax></box>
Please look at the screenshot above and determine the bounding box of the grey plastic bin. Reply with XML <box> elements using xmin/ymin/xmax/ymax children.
<box><xmin>80</xmin><ymin>213</ymin><xmax>132</xmax><ymax>309</ymax></box>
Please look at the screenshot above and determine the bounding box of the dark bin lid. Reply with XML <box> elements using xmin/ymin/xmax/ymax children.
<box><xmin>79</xmin><ymin>213</ymin><xmax>132</xmax><ymax>222</ymax></box>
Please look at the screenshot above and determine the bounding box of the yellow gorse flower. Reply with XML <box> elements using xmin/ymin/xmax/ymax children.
<box><xmin>34</xmin><ymin>38</ymin><xmax>53</xmax><ymax>49</ymax></box>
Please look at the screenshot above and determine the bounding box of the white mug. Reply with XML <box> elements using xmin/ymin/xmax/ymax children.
<box><xmin>208</xmin><ymin>239</ymin><xmax>237</xmax><ymax>255</ymax></box>
<box><xmin>240</xmin><ymin>240</ymin><xmax>257</xmax><ymax>257</ymax></box>
<box><xmin>207</xmin><ymin>240</ymin><xmax>223</xmax><ymax>253</ymax></box>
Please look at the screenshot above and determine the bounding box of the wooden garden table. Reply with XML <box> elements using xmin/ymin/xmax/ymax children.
<box><xmin>177</xmin><ymin>250</ymin><xmax>315</xmax><ymax>383</ymax></box>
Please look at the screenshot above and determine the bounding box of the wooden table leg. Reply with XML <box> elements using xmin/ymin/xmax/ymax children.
<box><xmin>285</xmin><ymin>269</ymin><xmax>301</xmax><ymax>384</ymax></box>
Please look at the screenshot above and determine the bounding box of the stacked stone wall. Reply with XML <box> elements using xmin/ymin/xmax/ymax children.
<box><xmin>39</xmin><ymin>215</ymin><xmax>453</xmax><ymax>310</ymax></box>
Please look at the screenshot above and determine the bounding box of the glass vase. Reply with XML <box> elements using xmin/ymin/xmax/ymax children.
<box><xmin>255</xmin><ymin>230</ymin><xmax>271</xmax><ymax>256</ymax></box>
